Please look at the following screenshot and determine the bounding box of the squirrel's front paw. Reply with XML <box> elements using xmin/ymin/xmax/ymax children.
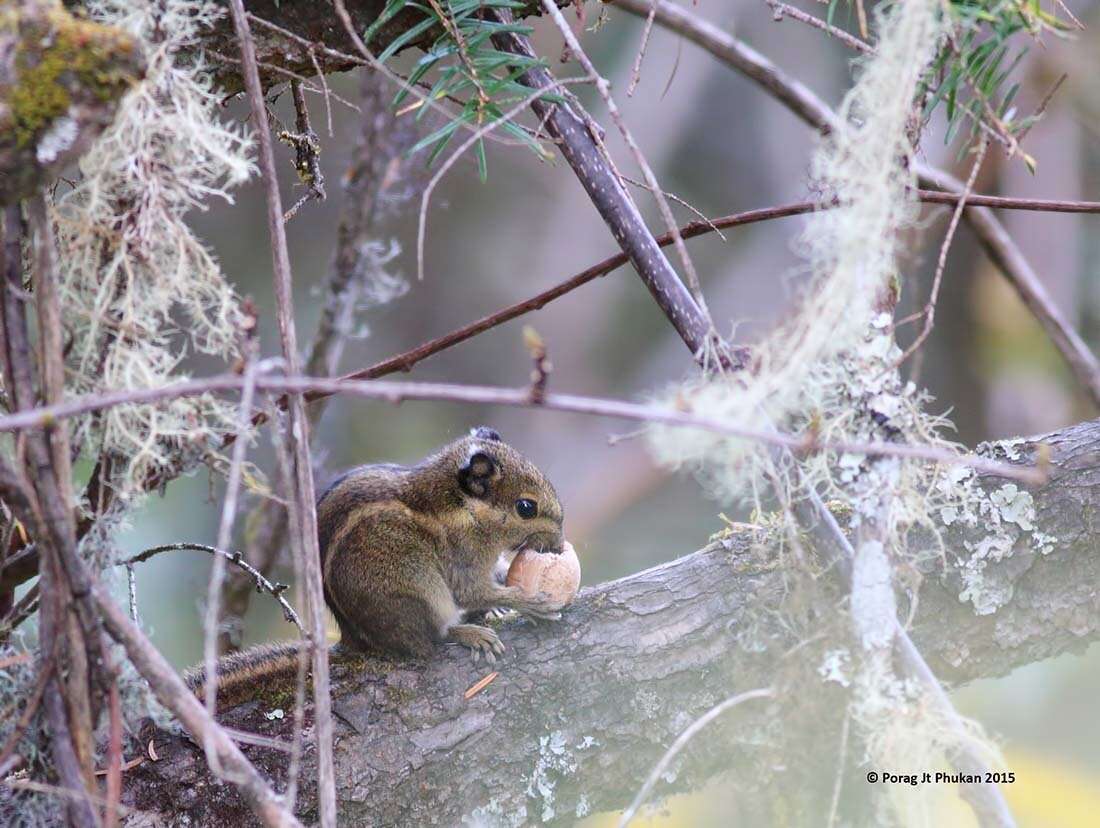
<box><xmin>450</xmin><ymin>623</ymin><xmax>505</xmax><ymax>664</ymax></box>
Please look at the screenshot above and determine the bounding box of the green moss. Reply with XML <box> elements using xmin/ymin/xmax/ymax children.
<box><xmin>5</xmin><ymin>5</ymin><xmax>142</xmax><ymax>149</ymax></box>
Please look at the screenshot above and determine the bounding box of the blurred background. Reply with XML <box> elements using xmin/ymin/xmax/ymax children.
<box><xmin>113</xmin><ymin>1</ymin><xmax>1100</xmax><ymax>824</ymax></box>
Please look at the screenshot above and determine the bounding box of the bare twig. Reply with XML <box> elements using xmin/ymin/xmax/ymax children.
<box><xmin>627</xmin><ymin>0</ymin><xmax>660</xmax><ymax>96</ymax></box>
<box><xmin>202</xmin><ymin>347</ymin><xmax>264</xmax><ymax>747</ymax></box>
<box><xmin>539</xmin><ymin>0</ymin><xmax>715</xmax><ymax>327</ymax></box>
<box><xmin>305</xmin><ymin>45</ymin><xmax>334</xmax><ymax>137</ymax></box>
<box><xmin>224</xmin><ymin>3</ymin><xmax>336</xmax><ymax>823</ymax></box>
<box><xmin>486</xmin><ymin>6</ymin><xmax>729</xmax><ymax>366</ymax></box>
<box><xmin>0</xmin><ymin>373</ymin><xmax>1045</xmax><ymax>483</ymax></box>
<box><xmin>765</xmin><ymin>0</ymin><xmax>873</xmax><ymax>54</ymax></box>
<box><xmin>826</xmin><ymin>707</ymin><xmax>851</xmax><ymax>828</ymax></box>
<box><xmin>898</xmin><ymin>138</ymin><xmax>989</xmax><ymax>380</ymax></box>
<box><xmin>622</xmin><ymin>174</ymin><xmax>728</xmax><ymax>239</ymax></box>
<box><xmin>120</xmin><ymin>543</ymin><xmax>303</xmax><ymax>633</ymax></box>
<box><xmin>619</xmin><ymin>687</ymin><xmax>775</xmax><ymax>825</ymax></box>
<box><xmin>208</xmin><ymin>51</ymin><xmax>360</xmax><ymax>112</ymax></box>
<box><xmin>1015</xmin><ymin>73</ymin><xmax>1068</xmax><ymax>147</ymax></box>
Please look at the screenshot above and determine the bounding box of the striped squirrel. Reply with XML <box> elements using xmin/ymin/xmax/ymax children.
<box><xmin>185</xmin><ymin>427</ymin><xmax>566</xmax><ymax>701</ymax></box>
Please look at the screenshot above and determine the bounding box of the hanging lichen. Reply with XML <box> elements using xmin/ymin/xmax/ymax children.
<box><xmin>51</xmin><ymin>0</ymin><xmax>254</xmax><ymax>501</ymax></box>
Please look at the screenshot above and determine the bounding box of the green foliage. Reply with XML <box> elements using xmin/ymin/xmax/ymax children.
<box><xmin>830</xmin><ymin>0</ymin><xmax>1076</xmax><ymax>166</ymax></box>
<box><xmin>363</xmin><ymin>0</ymin><xmax>559</xmax><ymax>180</ymax></box>
<box><xmin>923</xmin><ymin>0</ymin><xmax>1075</xmax><ymax>161</ymax></box>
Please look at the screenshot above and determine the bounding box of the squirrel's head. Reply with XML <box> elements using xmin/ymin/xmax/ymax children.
<box><xmin>447</xmin><ymin>426</ymin><xmax>565</xmax><ymax>554</ymax></box>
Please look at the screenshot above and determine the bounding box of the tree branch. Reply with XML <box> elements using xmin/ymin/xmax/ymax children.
<box><xmin>607</xmin><ymin>0</ymin><xmax>1100</xmax><ymax>407</ymax></box>
<box><xmin>224</xmin><ymin>1</ymin><xmax>337</xmax><ymax>823</ymax></box>
<box><xmin>0</xmin><ymin>2</ymin><xmax>144</xmax><ymax>205</ymax></box>
<box><xmin>119</xmin><ymin>417</ymin><xmax>1100</xmax><ymax>825</ymax></box>
<box><xmin>486</xmin><ymin>7</ymin><xmax>733</xmax><ymax>367</ymax></box>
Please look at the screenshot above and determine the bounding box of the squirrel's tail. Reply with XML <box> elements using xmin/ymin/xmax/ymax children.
<box><xmin>183</xmin><ymin>640</ymin><xmax>307</xmax><ymax>708</ymax></box>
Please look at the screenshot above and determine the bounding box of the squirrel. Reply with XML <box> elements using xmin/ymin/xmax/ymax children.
<box><xmin>184</xmin><ymin>427</ymin><xmax>566</xmax><ymax>702</ymax></box>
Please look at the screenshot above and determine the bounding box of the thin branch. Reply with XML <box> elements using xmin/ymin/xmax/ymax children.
<box><xmin>0</xmin><ymin>373</ymin><xmax>1045</xmax><ymax>483</ymax></box>
<box><xmin>202</xmin><ymin>348</ymin><xmax>264</xmax><ymax>749</ymax></box>
<box><xmin>1</xmin><ymin>580</ymin><xmax>38</xmax><ymax>637</ymax></box>
<box><xmin>105</xmin><ymin>682</ymin><xmax>122</xmax><ymax>828</ymax></box>
<box><xmin>913</xmin><ymin>190</ymin><xmax>1100</xmax><ymax>213</ymax></box>
<box><xmin>765</xmin><ymin>0</ymin><xmax>873</xmax><ymax>54</ymax></box>
<box><xmin>263</xmin><ymin>404</ymin><xmax>310</xmax><ymax>812</ymax></box>
<box><xmin>800</xmin><ymin>482</ymin><xmax>1017</xmax><ymax>827</ymax></box>
<box><xmin>280</xmin><ymin>80</ymin><xmax>326</xmax><ymax>223</ymax></box>
<box><xmin>485</xmin><ymin>5</ymin><xmax>730</xmax><ymax>367</ymax></box>
<box><xmin>622</xmin><ymin>174</ymin><xmax>728</xmax><ymax>239</ymax></box>
<box><xmin>120</xmin><ymin>543</ymin><xmax>303</xmax><ymax>634</ymax></box>
<box><xmin>898</xmin><ymin>138</ymin><xmax>990</xmax><ymax>381</ymax></box>
<box><xmin>619</xmin><ymin>687</ymin><xmax>776</xmax><ymax>825</ymax></box>
<box><xmin>627</xmin><ymin>0</ymin><xmax>660</xmax><ymax>96</ymax></box>
<box><xmin>826</xmin><ymin>707</ymin><xmax>851</xmax><ymax>828</ymax></box>
<box><xmin>539</xmin><ymin>0</ymin><xmax>714</xmax><ymax>326</ymax></box>
<box><xmin>2</xmin><ymin>205</ymin><xmax>98</xmax><ymax>828</ymax></box>
<box><xmin>224</xmin><ymin>3</ymin><xmax>336</xmax><ymax>824</ymax></box>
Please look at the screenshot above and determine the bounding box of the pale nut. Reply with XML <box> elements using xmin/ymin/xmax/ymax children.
<box><xmin>505</xmin><ymin>540</ymin><xmax>580</xmax><ymax>606</ymax></box>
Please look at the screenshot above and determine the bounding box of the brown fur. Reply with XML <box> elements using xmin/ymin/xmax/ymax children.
<box><xmin>187</xmin><ymin>428</ymin><xmax>565</xmax><ymax>698</ymax></box>
<box><xmin>316</xmin><ymin>427</ymin><xmax>565</xmax><ymax>658</ymax></box>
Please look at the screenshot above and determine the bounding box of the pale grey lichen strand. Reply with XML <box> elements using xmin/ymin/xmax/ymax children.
<box><xmin>51</xmin><ymin>0</ymin><xmax>253</xmax><ymax>497</ymax></box>
<box><xmin>638</xmin><ymin>0</ymin><xmax>1023</xmax><ymax>823</ymax></box>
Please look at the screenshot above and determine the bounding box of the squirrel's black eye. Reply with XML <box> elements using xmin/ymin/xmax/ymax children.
<box><xmin>515</xmin><ymin>498</ymin><xmax>538</xmax><ymax>519</ymax></box>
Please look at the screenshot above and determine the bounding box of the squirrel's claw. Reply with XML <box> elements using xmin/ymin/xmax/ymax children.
<box><xmin>450</xmin><ymin>623</ymin><xmax>505</xmax><ymax>664</ymax></box>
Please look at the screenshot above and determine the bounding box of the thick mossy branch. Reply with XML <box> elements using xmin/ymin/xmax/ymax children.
<box><xmin>120</xmin><ymin>418</ymin><xmax>1100</xmax><ymax>826</ymax></box>
<box><xmin>0</xmin><ymin>0</ymin><xmax>564</xmax><ymax>197</ymax></box>
<box><xmin>0</xmin><ymin>0</ymin><xmax>144</xmax><ymax>204</ymax></box>
<box><xmin>168</xmin><ymin>0</ymin><xmax>570</xmax><ymax>92</ymax></box>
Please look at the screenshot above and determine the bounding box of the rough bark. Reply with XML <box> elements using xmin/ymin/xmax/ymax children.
<box><xmin>120</xmin><ymin>418</ymin><xmax>1100</xmax><ymax>826</ymax></box>
<box><xmin>80</xmin><ymin>0</ymin><xmax>567</xmax><ymax>92</ymax></box>
<box><xmin>0</xmin><ymin>1</ymin><xmax>144</xmax><ymax>205</ymax></box>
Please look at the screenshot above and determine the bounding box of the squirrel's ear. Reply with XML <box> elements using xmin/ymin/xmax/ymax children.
<box><xmin>470</xmin><ymin>426</ymin><xmax>501</xmax><ymax>442</ymax></box>
<box><xmin>458</xmin><ymin>450</ymin><xmax>500</xmax><ymax>497</ymax></box>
